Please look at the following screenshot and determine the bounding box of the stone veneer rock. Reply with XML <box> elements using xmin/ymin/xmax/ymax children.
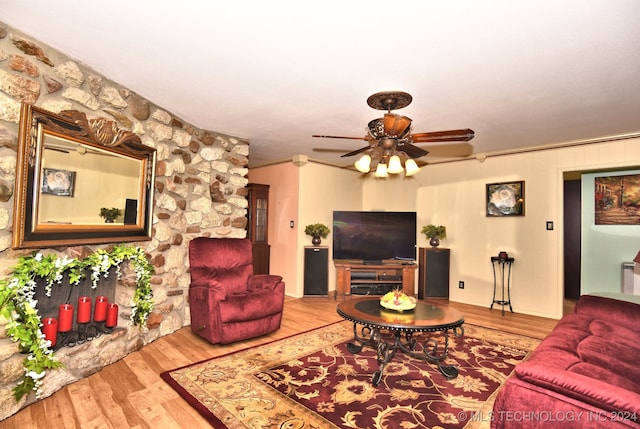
<box><xmin>0</xmin><ymin>23</ymin><xmax>250</xmax><ymax>419</ymax></box>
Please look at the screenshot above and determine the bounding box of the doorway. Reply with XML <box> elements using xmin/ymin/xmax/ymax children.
<box><xmin>563</xmin><ymin>177</ymin><xmax>581</xmax><ymax>300</ymax></box>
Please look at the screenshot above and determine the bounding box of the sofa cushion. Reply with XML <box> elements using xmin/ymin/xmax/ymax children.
<box><xmin>576</xmin><ymin>335</ymin><xmax>640</xmax><ymax>391</ymax></box>
<box><xmin>512</xmin><ymin>295</ymin><xmax>640</xmax><ymax>416</ymax></box>
<box><xmin>515</xmin><ymin>360</ymin><xmax>640</xmax><ymax>415</ymax></box>
<box><xmin>589</xmin><ymin>319</ymin><xmax>639</xmax><ymax>350</ymax></box>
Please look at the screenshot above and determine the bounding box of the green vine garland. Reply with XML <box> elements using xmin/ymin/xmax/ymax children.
<box><xmin>0</xmin><ymin>244</ymin><xmax>154</xmax><ymax>401</ymax></box>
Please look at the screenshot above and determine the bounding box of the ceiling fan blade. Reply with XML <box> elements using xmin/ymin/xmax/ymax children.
<box><xmin>396</xmin><ymin>142</ymin><xmax>428</xmax><ymax>158</ymax></box>
<box><xmin>410</xmin><ymin>129</ymin><xmax>475</xmax><ymax>143</ymax></box>
<box><xmin>312</xmin><ymin>134</ymin><xmax>369</xmax><ymax>141</ymax></box>
<box><xmin>312</xmin><ymin>148</ymin><xmax>353</xmax><ymax>153</ymax></box>
<box><xmin>340</xmin><ymin>145</ymin><xmax>373</xmax><ymax>157</ymax></box>
<box><xmin>423</xmin><ymin>143</ymin><xmax>474</xmax><ymax>158</ymax></box>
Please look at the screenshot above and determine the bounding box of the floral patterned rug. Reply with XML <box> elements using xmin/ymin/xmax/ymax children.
<box><xmin>161</xmin><ymin>321</ymin><xmax>540</xmax><ymax>428</ymax></box>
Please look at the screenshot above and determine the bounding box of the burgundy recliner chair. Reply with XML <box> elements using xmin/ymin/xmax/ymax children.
<box><xmin>188</xmin><ymin>237</ymin><xmax>285</xmax><ymax>344</ymax></box>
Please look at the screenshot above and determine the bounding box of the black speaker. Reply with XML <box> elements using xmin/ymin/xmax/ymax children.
<box><xmin>304</xmin><ymin>247</ymin><xmax>328</xmax><ymax>298</ymax></box>
<box><xmin>124</xmin><ymin>199</ymin><xmax>137</xmax><ymax>225</ymax></box>
<box><xmin>418</xmin><ymin>248</ymin><xmax>450</xmax><ymax>299</ymax></box>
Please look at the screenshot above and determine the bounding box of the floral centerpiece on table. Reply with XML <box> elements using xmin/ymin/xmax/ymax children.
<box><xmin>380</xmin><ymin>288</ymin><xmax>417</xmax><ymax>311</ymax></box>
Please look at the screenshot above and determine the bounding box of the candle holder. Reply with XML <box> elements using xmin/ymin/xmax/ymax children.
<box><xmin>93</xmin><ymin>320</ymin><xmax>114</xmax><ymax>335</ymax></box>
<box><xmin>54</xmin><ymin>330</ymin><xmax>80</xmax><ymax>350</ymax></box>
<box><xmin>51</xmin><ymin>298</ymin><xmax>118</xmax><ymax>351</ymax></box>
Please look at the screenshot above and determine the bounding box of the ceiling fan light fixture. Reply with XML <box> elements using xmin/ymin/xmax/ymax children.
<box><xmin>404</xmin><ymin>158</ymin><xmax>420</xmax><ymax>176</ymax></box>
<box><xmin>387</xmin><ymin>155</ymin><xmax>403</xmax><ymax>174</ymax></box>
<box><xmin>374</xmin><ymin>163</ymin><xmax>388</xmax><ymax>177</ymax></box>
<box><xmin>383</xmin><ymin>114</ymin><xmax>412</xmax><ymax>137</ymax></box>
<box><xmin>354</xmin><ymin>154</ymin><xmax>371</xmax><ymax>173</ymax></box>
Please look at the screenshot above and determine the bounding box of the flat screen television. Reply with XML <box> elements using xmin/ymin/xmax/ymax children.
<box><xmin>332</xmin><ymin>211</ymin><xmax>417</xmax><ymax>263</ymax></box>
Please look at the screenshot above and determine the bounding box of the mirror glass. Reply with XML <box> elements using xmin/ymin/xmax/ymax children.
<box><xmin>39</xmin><ymin>134</ymin><xmax>143</xmax><ymax>225</ymax></box>
<box><xmin>13</xmin><ymin>103</ymin><xmax>156</xmax><ymax>248</ymax></box>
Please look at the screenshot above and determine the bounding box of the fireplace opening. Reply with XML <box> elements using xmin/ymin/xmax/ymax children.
<box><xmin>35</xmin><ymin>267</ymin><xmax>118</xmax><ymax>350</ymax></box>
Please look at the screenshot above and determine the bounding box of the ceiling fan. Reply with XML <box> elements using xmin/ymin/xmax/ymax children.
<box><xmin>312</xmin><ymin>91</ymin><xmax>474</xmax><ymax>176</ymax></box>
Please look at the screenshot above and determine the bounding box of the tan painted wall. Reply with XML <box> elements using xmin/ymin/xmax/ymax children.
<box><xmin>248</xmin><ymin>163</ymin><xmax>299</xmax><ymax>296</ymax></box>
<box><xmin>250</xmin><ymin>160</ymin><xmax>362</xmax><ymax>297</ymax></box>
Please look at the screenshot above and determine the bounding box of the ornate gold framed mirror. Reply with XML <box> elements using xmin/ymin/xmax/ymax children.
<box><xmin>13</xmin><ymin>103</ymin><xmax>156</xmax><ymax>249</ymax></box>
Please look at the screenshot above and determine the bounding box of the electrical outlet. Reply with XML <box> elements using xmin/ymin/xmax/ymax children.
<box><xmin>459</xmin><ymin>281</ymin><xmax>464</xmax><ymax>289</ymax></box>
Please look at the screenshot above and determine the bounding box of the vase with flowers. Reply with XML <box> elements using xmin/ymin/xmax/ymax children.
<box><xmin>304</xmin><ymin>223</ymin><xmax>330</xmax><ymax>245</ymax></box>
<box><xmin>99</xmin><ymin>207</ymin><xmax>122</xmax><ymax>223</ymax></box>
<box><xmin>421</xmin><ymin>224</ymin><xmax>446</xmax><ymax>247</ymax></box>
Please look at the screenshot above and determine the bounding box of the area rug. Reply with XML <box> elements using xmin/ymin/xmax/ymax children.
<box><xmin>161</xmin><ymin>322</ymin><xmax>540</xmax><ymax>429</ymax></box>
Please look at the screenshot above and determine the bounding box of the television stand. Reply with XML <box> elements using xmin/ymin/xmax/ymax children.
<box><xmin>334</xmin><ymin>261</ymin><xmax>416</xmax><ymax>301</ymax></box>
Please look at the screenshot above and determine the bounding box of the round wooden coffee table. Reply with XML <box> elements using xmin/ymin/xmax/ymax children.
<box><xmin>337</xmin><ymin>296</ymin><xmax>465</xmax><ymax>386</ymax></box>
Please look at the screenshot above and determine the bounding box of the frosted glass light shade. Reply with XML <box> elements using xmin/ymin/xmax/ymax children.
<box><xmin>404</xmin><ymin>158</ymin><xmax>420</xmax><ymax>176</ymax></box>
<box><xmin>374</xmin><ymin>163</ymin><xmax>388</xmax><ymax>177</ymax></box>
<box><xmin>387</xmin><ymin>155</ymin><xmax>403</xmax><ymax>174</ymax></box>
<box><xmin>354</xmin><ymin>154</ymin><xmax>371</xmax><ymax>173</ymax></box>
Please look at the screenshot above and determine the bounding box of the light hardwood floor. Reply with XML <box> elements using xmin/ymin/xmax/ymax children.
<box><xmin>0</xmin><ymin>297</ymin><xmax>564</xmax><ymax>428</ymax></box>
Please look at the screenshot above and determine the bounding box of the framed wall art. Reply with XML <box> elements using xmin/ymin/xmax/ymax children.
<box><xmin>486</xmin><ymin>181</ymin><xmax>525</xmax><ymax>216</ymax></box>
<box><xmin>594</xmin><ymin>174</ymin><xmax>640</xmax><ymax>225</ymax></box>
<box><xmin>41</xmin><ymin>168</ymin><xmax>76</xmax><ymax>197</ymax></box>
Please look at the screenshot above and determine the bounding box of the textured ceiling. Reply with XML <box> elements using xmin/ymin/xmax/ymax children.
<box><xmin>2</xmin><ymin>1</ymin><xmax>639</xmax><ymax>168</ymax></box>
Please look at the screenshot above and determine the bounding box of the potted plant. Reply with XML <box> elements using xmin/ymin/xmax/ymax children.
<box><xmin>421</xmin><ymin>224</ymin><xmax>446</xmax><ymax>247</ymax></box>
<box><xmin>304</xmin><ymin>223</ymin><xmax>330</xmax><ymax>245</ymax></box>
<box><xmin>99</xmin><ymin>207</ymin><xmax>122</xmax><ymax>223</ymax></box>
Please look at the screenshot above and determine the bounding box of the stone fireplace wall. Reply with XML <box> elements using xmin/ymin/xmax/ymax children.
<box><xmin>0</xmin><ymin>23</ymin><xmax>250</xmax><ymax>418</ymax></box>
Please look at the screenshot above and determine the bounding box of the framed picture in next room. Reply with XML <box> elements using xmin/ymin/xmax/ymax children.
<box><xmin>486</xmin><ymin>181</ymin><xmax>525</xmax><ymax>217</ymax></box>
<box><xmin>594</xmin><ymin>173</ymin><xmax>640</xmax><ymax>225</ymax></box>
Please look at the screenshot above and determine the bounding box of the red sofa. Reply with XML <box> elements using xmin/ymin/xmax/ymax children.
<box><xmin>188</xmin><ymin>237</ymin><xmax>285</xmax><ymax>344</ymax></box>
<box><xmin>492</xmin><ymin>294</ymin><xmax>640</xmax><ymax>428</ymax></box>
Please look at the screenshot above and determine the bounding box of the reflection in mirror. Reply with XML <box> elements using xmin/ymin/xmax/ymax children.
<box><xmin>39</xmin><ymin>135</ymin><xmax>142</xmax><ymax>225</ymax></box>
<box><xmin>13</xmin><ymin>103</ymin><xmax>156</xmax><ymax>249</ymax></box>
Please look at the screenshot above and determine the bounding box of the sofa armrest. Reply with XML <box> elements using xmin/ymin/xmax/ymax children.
<box><xmin>248</xmin><ymin>274</ymin><xmax>284</xmax><ymax>292</ymax></box>
<box><xmin>189</xmin><ymin>280</ymin><xmax>226</xmax><ymax>300</ymax></box>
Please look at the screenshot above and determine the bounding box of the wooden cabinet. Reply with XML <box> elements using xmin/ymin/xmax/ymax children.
<box><xmin>418</xmin><ymin>247</ymin><xmax>450</xmax><ymax>299</ymax></box>
<box><xmin>303</xmin><ymin>246</ymin><xmax>329</xmax><ymax>299</ymax></box>
<box><xmin>247</xmin><ymin>183</ymin><xmax>270</xmax><ymax>274</ymax></box>
<box><xmin>334</xmin><ymin>262</ymin><xmax>416</xmax><ymax>300</ymax></box>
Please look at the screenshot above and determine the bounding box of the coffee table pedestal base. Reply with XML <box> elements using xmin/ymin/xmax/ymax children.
<box><xmin>347</xmin><ymin>323</ymin><xmax>465</xmax><ymax>386</ymax></box>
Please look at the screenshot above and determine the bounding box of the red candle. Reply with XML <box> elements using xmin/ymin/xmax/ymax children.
<box><xmin>58</xmin><ymin>303</ymin><xmax>74</xmax><ymax>332</ymax></box>
<box><xmin>77</xmin><ymin>296</ymin><xmax>91</xmax><ymax>323</ymax></box>
<box><xmin>94</xmin><ymin>296</ymin><xmax>108</xmax><ymax>322</ymax></box>
<box><xmin>106</xmin><ymin>303</ymin><xmax>118</xmax><ymax>327</ymax></box>
<box><xmin>42</xmin><ymin>317</ymin><xmax>58</xmax><ymax>347</ymax></box>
